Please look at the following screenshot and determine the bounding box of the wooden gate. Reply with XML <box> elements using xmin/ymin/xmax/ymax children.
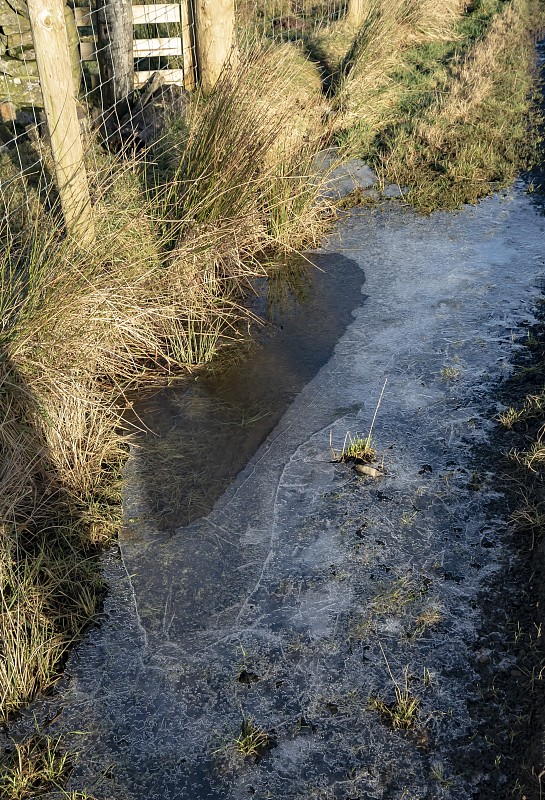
<box><xmin>75</xmin><ymin>2</ymin><xmax>195</xmax><ymax>91</ymax></box>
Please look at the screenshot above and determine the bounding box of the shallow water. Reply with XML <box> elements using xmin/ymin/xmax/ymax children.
<box><xmin>12</xmin><ymin>178</ymin><xmax>545</xmax><ymax>799</ymax></box>
<box><xmin>128</xmin><ymin>251</ymin><xmax>364</xmax><ymax>532</ymax></box>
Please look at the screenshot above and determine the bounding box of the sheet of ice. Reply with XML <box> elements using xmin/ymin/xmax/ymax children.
<box><xmin>19</xmin><ymin>185</ymin><xmax>545</xmax><ymax>800</ymax></box>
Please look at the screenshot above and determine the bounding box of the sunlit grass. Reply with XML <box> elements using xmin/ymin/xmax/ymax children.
<box><xmin>0</xmin><ymin>733</ymin><xmax>72</xmax><ymax>800</ymax></box>
<box><xmin>331</xmin><ymin>430</ymin><xmax>377</xmax><ymax>463</ymax></box>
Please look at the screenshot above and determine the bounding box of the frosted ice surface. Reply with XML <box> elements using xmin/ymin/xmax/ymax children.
<box><xmin>22</xmin><ymin>186</ymin><xmax>545</xmax><ymax>799</ymax></box>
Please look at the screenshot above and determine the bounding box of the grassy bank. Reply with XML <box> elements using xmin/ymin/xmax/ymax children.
<box><xmin>328</xmin><ymin>0</ymin><xmax>544</xmax><ymax>209</ymax></box>
<box><xmin>1</xmin><ymin>0</ymin><xmax>545</xmax><ymax>792</ymax></box>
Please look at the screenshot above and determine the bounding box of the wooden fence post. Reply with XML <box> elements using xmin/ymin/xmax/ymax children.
<box><xmin>27</xmin><ymin>0</ymin><xmax>95</xmax><ymax>243</ymax></box>
<box><xmin>346</xmin><ymin>0</ymin><xmax>365</xmax><ymax>26</ymax></box>
<box><xmin>95</xmin><ymin>0</ymin><xmax>133</xmax><ymax>114</ymax></box>
<box><xmin>181</xmin><ymin>0</ymin><xmax>196</xmax><ymax>91</ymax></box>
<box><xmin>64</xmin><ymin>2</ymin><xmax>82</xmax><ymax>94</ymax></box>
<box><xmin>193</xmin><ymin>0</ymin><xmax>236</xmax><ymax>94</ymax></box>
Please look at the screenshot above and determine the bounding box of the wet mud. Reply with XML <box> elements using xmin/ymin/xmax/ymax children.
<box><xmin>7</xmin><ymin>178</ymin><xmax>545</xmax><ymax>799</ymax></box>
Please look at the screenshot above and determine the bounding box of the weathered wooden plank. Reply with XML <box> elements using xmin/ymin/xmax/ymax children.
<box><xmin>27</xmin><ymin>0</ymin><xmax>94</xmax><ymax>242</ymax></box>
<box><xmin>79</xmin><ymin>39</ymin><xmax>95</xmax><ymax>60</ymax></box>
<box><xmin>74</xmin><ymin>4</ymin><xmax>181</xmax><ymax>27</ymax></box>
<box><xmin>75</xmin><ymin>2</ymin><xmax>191</xmax><ymax>92</ymax></box>
<box><xmin>180</xmin><ymin>0</ymin><xmax>195</xmax><ymax>90</ymax></box>
<box><xmin>347</xmin><ymin>0</ymin><xmax>366</xmax><ymax>26</ymax></box>
<box><xmin>63</xmin><ymin>2</ymin><xmax>81</xmax><ymax>91</ymax></box>
<box><xmin>96</xmin><ymin>0</ymin><xmax>133</xmax><ymax>110</ymax></box>
<box><xmin>134</xmin><ymin>67</ymin><xmax>184</xmax><ymax>86</ymax></box>
<box><xmin>73</xmin><ymin>6</ymin><xmax>92</xmax><ymax>26</ymax></box>
<box><xmin>132</xmin><ymin>4</ymin><xmax>181</xmax><ymax>24</ymax></box>
<box><xmin>133</xmin><ymin>36</ymin><xmax>182</xmax><ymax>56</ymax></box>
<box><xmin>80</xmin><ymin>38</ymin><xmax>187</xmax><ymax>61</ymax></box>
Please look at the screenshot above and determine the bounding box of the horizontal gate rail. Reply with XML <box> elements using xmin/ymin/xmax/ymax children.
<box><xmin>75</xmin><ymin>3</ymin><xmax>194</xmax><ymax>89</ymax></box>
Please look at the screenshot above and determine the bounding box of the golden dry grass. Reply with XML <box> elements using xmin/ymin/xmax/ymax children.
<box><xmin>329</xmin><ymin>0</ymin><xmax>466</xmax><ymax>137</ymax></box>
<box><xmin>378</xmin><ymin>0</ymin><xmax>544</xmax><ymax>209</ymax></box>
<box><xmin>416</xmin><ymin>0</ymin><xmax>535</xmax><ymax>134</ymax></box>
<box><xmin>1</xmin><ymin>0</ymin><xmax>543</xmax><ymax>742</ymax></box>
<box><xmin>0</xmin><ymin>214</ymin><xmax>253</xmax><ymax>717</ymax></box>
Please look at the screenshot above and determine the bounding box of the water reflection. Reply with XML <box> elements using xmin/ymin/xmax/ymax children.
<box><xmin>129</xmin><ymin>252</ymin><xmax>364</xmax><ymax>530</ymax></box>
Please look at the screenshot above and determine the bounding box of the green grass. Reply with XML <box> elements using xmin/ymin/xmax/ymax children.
<box><xmin>369</xmin><ymin>664</ymin><xmax>421</xmax><ymax>730</ymax></box>
<box><xmin>0</xmin><ymin>731</ymin><xmax>99</xmax><ymax>800</ymax></box>
<box><xmin>331</xmin><ymin>378</ymin><xmax>386</xmax><ymax>463</ymax></box>
<box><xmin>331</xmin><ymin>431</ymin><xmax>377</xmax><ymax>463</ymax></box>
<box><xmin>0</xmin><ymin>733</ymin><xmax>72</xmax><ymax>800</ymax></box>
<box><xmin>335</xmin><ymin>0</ymin><xmax>544</xmax><ymax>210</ymax></box>
<box><xmin>235</xmin><ymin>718</ymin><xmax>271</xmax><ymax>758</ymax></box>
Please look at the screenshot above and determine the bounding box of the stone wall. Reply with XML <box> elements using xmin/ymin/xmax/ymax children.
<box><xmin>0</xmin><ymin>0</ymin><xmax>42</xmax><ymax>115</ymax></box>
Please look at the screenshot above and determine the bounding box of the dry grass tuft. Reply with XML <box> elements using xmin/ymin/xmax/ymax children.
<box><xmin>0</xmin><ymin>729</ymin><xmax>98</xmax><ymax>799</ymax></box>
<box><xmin>369</xmin><ymin>659</ymin><xmax>420</xmax><ymax>730</ymax></box>
<box><xmin>379</xmin><ymin>0</ymin><xmax>544</xmax><ymax>209</ymax></box>
<box><xmin>0</xmin><ymin>732</ymin><xmax>72</xmax><ymax>799</ymax></box>
<box><xmin>235</xmin><ymin>718</ymin><xmax>271</xmax><ymax>758</ymax></box>
<box><xmin>330</xmin><ymin>0</ymin><xmax>466</xmax><ymax>141</ymax></box>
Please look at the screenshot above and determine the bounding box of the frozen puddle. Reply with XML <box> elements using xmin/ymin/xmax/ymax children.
<box><xmin>29</xmin><ymin>186</ymin><xmax>545</xmax><ymax>798</ymax></box>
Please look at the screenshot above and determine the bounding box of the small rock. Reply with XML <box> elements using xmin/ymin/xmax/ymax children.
<box><xmin>0</xmin><ymin>0</ymin><xmax>30</xmax><ymax>19</ymax></box>
<box><xmin>0</xmin><ymin>99</ymin><xmax>16</xmax><ymax>122</ymax></box>
<box><xmin>321</xmin><ymin>171</ymin><xmax>357</xmax><ymax>201</ymax></box>
<box><xmin>382</xmin><ymin>184</ymin><xmax>405</xmax><ymax>199</ymax></box>
<box><xmin>319</xmin><ymin>158</ymin><xmax>377</xmax><ymax>200</ymax></box>
<box><xmin>6</xmin><ymin>29</ymin><xmax>33</xmax><ymax>49</ymax></box>
<box><xmin>7</xmin><ymin>47</ymin><xmax>35</xmax><ymax>59</ymax></box>
<box><xmin>0</xmin><ymin>55</ymin><xmax>38</xmax><ymax>78</ymax></box>
<box><xmin>345</xmin><ymin>159</ymin><xmax>377</xmax><ymax>189</ymax></box>
<box><xmin>313</xmin><ymin>146</ymin><xmax>340</xmax><ymax>173</ymax></box>
<box><xmin>0</xmin><ymin>8</ymin><xmax>22</xmax><ymax>28</ymax></box>
<box><xmin>354</xmin><ymin>464</ymin><xmax>383</xmax><ymax>479</ymax></box>
<box><xmin>1</xmin><ymin>17</ymin><xmax>31</xmax><ymax>34</ymax></box>
<box><xmin>0</xmin><ymin>73</ymin><xmax>42</xmax><ymax>105</ymax></box>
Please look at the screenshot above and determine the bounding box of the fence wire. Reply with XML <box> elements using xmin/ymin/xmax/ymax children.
<box><xmin>236</xmin><ymin>0</ymin><xmax>348</xmax><ymax>44</ymax></box>
<box><xmin>0</xmin><ymin>0</ymin><xmax>47</xmax><ymax>226</ymax></box>
<box><xmin>0</xmin><ymin>0</ymin><xmax>345</xmax><ymax>231</ymax></box>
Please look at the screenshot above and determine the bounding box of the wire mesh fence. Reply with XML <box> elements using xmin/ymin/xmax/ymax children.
<box><xmin>0</xmin><ymin>0</ymin><xmax>46</xmax><ymax>226</ymax></box>
<box><xmin>0</xmin><ymin>0</ymin><xmax>199</xmax><ymax>232</ymax></box>
<box><xmin>0</xmin><ymin>0</ymin><xmax>352</xmax><ymax>236</ymax></box>
<box><xmin>236</xmin><ymin>0</ymin><xmax>348</xmax><ymax>45</ymax></box>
